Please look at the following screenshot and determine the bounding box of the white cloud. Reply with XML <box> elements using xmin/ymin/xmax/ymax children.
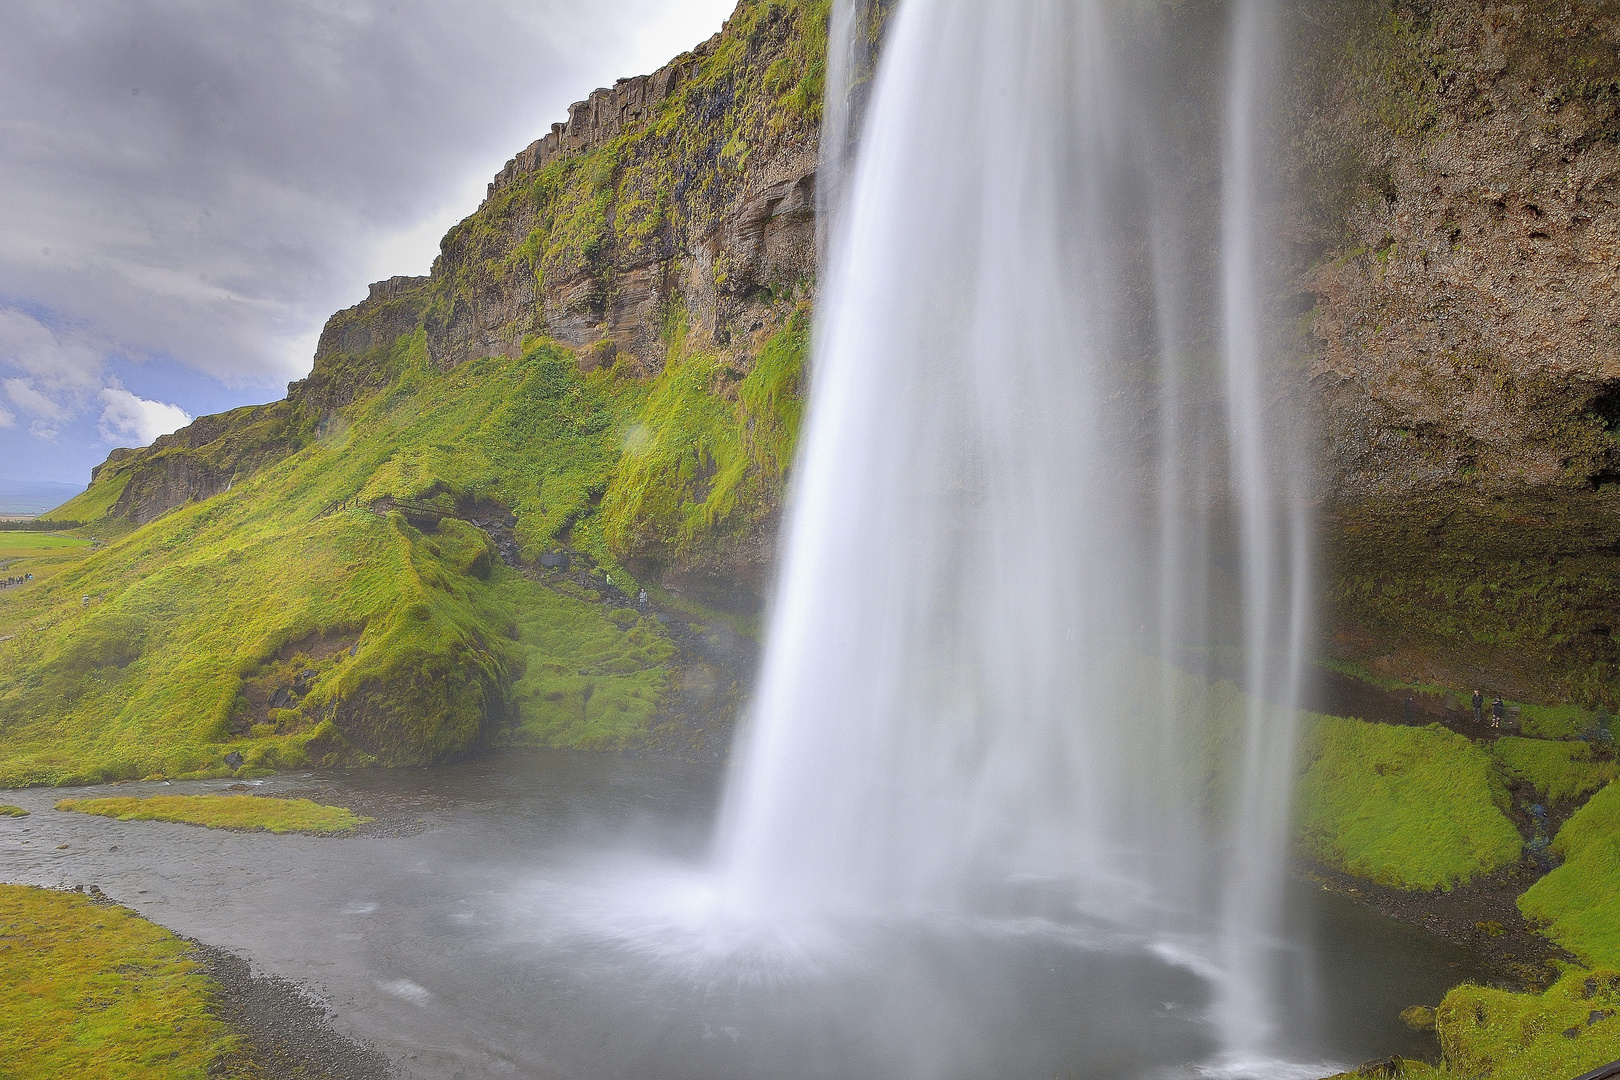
<box><xmin>0</xmin><ymin>404</ymin><xmax>14</xmax><ymax>428</ymax></box>
<box><xmin>0</xmin><ymin>307</ymin><xmax>108</xmax><ymax>441</ymax></box>
<box><xmin>4</xmin><ymin>377</ymin><xmax>70</xmax><ymax>422</ymax></box>
<box><xmin>0</xmin><ymin>307</ymin><xmax>103</xmax><ymax>394</ymax></box>
<box><xmin>97</xmin><ymin>385</ymin><xmax>192</xmax><ymax>447</ymax></box>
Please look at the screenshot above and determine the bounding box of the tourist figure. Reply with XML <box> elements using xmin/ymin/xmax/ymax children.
<box><xmin>1492</xmin><ymin>696</ymin><xmax>1505</xmax><ymax>730</ymax></box>
<box><xmin>1472</xmin><ymin>689</ymin><xmax>1484</xmax><ymax>725</ymax></box>
<box><xmin>637</xmin><ymin>588</ymin><xmax>648</xmax><ymax>610</ymax></box>
<box><xmin>1404</xmin><ymin>695</ymin><xmax>1415</xmax><ymax>726</ymax></box>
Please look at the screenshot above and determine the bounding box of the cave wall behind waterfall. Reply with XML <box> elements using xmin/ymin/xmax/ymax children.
<box><xmin>1288</xmin><ymin>0</ymin><xmax>1620</xmax><ymax>700</ymax></box>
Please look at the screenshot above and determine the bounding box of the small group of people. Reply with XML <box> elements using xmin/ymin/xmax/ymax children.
<box><xmin>1471</xmin><ymin>688</ymin><xmax>1506</xmax><ymax>729</ymax></box>
<box><xmin>2</xmin><ymin>572</ymin><xmax>33</xmax><ymax>588</ymax></box>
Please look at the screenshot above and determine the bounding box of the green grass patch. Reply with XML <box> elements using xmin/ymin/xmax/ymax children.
<box><xmin>0</xmin><ymin>883</ymin><xmax>233</xmax><ymax>1078</ymax></box>
<box><xmin>1392</xmin><ymin>968</ymin><xmax>1620</xmax><ymax>1080</ymax></box>
<box><xmin>0</xmin><ymin>534</ymin><xmax>93</xmax><ymax>558</ymax></box>
<box><xmin>1490</xmin><ymin>737</ymin><xmax>1616</xmax><ymax>803</ymax></box>
<box><xmin>1516</xmin><ymin>703</ymin><xmax>1598</xmax><ymax>740</ymax></box>
<box><xmin>42</xmin><ymin>470</ymin><xmax>127</xmax><ymax>524</ymax></box>
<box><xmin>1519</xmin><ymin>781</ymin><xmax>1620</xmax><ymax>967</ymax></box>
<box><xmin>602</xmin><ymin>311</ymin><xmax>807</xmax><ymax>564</ymax></box>
<box><xmin>0</xmin><ymin>804</ymin><xmax>28</xmax><ymax>817</ymax></box>
<box><xmin>56</xmin><ymin>794</ymin><xmax>371</xmax><ymax>835</ymax></box>
<box><xmin>505</xmin><ymin>578</ymin><xmax>673</xmax><ymax>750</ymax></box>
<box><xmin>1296</xmin><ymin>716</ymin><xmax>1523</xmax><ymax>889</ymax></box>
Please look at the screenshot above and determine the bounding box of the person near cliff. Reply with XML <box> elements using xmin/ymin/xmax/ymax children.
<box><xmin>1472</xmin><ymin>689</ymin><xmax>1484</xmax><ymax>726</ymax></box>
<box><xmin>1404</xmin><ymin>695</ymin><xmax>1415</xmax><ymax>726</ymax></box>
<box><xmin>1492</xmin><ymin>696</ymin><xmax>1505</xmax><ymax>730</ymax></box>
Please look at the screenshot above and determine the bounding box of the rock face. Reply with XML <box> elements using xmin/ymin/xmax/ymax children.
<box><xmin>1293</xmin><ymin>0</ymin><xmax>1620</xmax><ymax>698</ymax></box>
<box><xmin>1300</xmin><ymin>1</ymin><xmax>1620</xmax><ymax>503</ymax></box>
<box><xmin>413</xmin><ymin>13</ymin><xmax>820</xmax><ymax>376</ymax></box>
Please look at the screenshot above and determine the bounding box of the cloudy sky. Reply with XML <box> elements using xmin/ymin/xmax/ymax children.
<box><xmin>0</xmin><ymin>0</ymin><xmax>736</xmax><ymax>486</ymax></box>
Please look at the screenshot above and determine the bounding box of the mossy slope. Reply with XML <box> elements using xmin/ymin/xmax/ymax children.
<box><xmin>1519</xmin><ymin>780</ymin><xmax>1620</xmax><ymax>969</ymax></box>
<box><xmin>1295</xmin><ymin>716</ymin><xmax>1523</xmax><ymax>889</ymax></box>
<box><xmin>1</xmin><ymin>1</ymin><xmax>825</xmax><ymax>784</ymax></box>
<box><xmin>1392</xmin><ymin>968</ymin><xmax>1620</xmax><ymax>1080</ymax></box>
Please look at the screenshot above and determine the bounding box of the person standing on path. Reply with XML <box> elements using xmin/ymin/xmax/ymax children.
<box><xmin>1472</xmin><ymin>689</ymin><xmax>1484</xmax><ymax>726</ymax></box>
<box><xmin>1492</xmin><ymin>696</ymin><xmax>1505</xmax><ymax>730</ymax></box>
<box><xmin>1404</xmin><ymin>695</ymin><xmax>1415</xmax><ymax>726</ymax></box>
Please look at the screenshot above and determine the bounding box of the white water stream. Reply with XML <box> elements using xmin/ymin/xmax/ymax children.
<box><xmin>717</xmin><ymin>1</ymin><xmax>1314</xmax><ymax>1073</ymax></box>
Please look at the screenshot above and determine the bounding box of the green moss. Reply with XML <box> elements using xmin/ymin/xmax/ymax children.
<box><xmin>1490</xmin><ymin>737</ymin><xmax>1616</xmax><ymax>803</ymax></box>
<box><xmin>0</xmin><ymin>884</ymin><xmax>233</xmax><ymax>1079</ymax></box>
<box><xmin>602</xmin><ymin>311</ymin><xmax>807</xmax><ymax>563</ymax></box>
<box><xmin>1331</xmin><ymin>494</ymin><xmax>1620</xmax><ymax>705</ymax></box>
<box><xmin>1342</xmin><ymin>7</ymin><xmax>1451</xmax><ymax>139</ymax></box>
<box><xmin>1517</xmin><ymin>703</ymin><xmax>1598</xmax><ymax>741</ymax></box>
<box><xmin>505</xmin><ymin>577</ymin><xmax>674</xmax><ymax>750</ymax></box>
<box><xmin>0</xmin><ymin>804</ymin><xmax>27</xmax><ymax>817</ymax></box>
<box><xmin>1519</xmin><ymin>781</ymin><xmax>1620</xmax><ymax>967</ymax></box>
<box><xmin>1296</xmin><ymin>716</ymin><xmax>1523</xmax><ymax>889</ymax></box>
<box><xmin>56</xmin><ymin>794</ymin><xmax>369</xmax><ymax>835</ymax></box>
<box><xmin>1392</xmin><ymin>968</ymin><xmax>1620</xmax><ymax>1080</ymax></box>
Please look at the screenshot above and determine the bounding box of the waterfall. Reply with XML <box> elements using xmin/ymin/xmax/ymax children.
<box><xmin>716</xmin><ymin>0</ymin><xmax>1312</xmax><ymax>1069</ymax></box>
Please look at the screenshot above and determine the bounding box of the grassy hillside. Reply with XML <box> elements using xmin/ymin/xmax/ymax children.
<box><xmin>0</xmin><ymin>319</ymin><xmax>804</xmax><ymax>785</ymax></box>
<box><xmin>0</xmin><ymin>0</ymin><xmax>823</xmax><ymax>786</ymax></box>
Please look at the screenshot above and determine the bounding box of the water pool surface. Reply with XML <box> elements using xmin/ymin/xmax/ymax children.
<box><xmin>1</xmin><ymin>753</ymin><xmax>1487</xmax><ymax>1080</ymax></box>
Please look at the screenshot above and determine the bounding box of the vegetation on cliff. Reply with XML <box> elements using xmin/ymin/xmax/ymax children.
<box><xmin>0</xmin><ymin>305</ymin><xmax>809</xmax><ymax>785</ymax></box>
<box><xmin>1394</xmin><ymin>967</ymin><xmax>1620</xmax><ymax>1080</ymax></box>
<box><xmin>0</xmin><ymin>0</ymin><xmax>825</xmax><ymax>784</ymax></box>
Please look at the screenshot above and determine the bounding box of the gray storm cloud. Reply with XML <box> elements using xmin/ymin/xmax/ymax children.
<box><xmin>0</xmin><ymin>0</ymin><xmax>733</xmax><ymax>475</ymax></box>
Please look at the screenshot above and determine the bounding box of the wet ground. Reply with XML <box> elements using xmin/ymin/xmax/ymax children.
<box><xmin>1</xmin><ymin>753</ymin><xmax>1492</xmax><ymax>1080</ymax></box>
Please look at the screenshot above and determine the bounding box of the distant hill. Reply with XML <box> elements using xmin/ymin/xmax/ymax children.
<box><xmin>0</xmin><ymin>478</ymin><xmax>85</xmax><ymax>517</ymax></box>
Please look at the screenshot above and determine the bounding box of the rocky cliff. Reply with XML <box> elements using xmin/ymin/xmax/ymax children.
<box><xmin>76</xmin><ymin>0</ymin><xmax>826</xmax><ymax>571</ymax></box>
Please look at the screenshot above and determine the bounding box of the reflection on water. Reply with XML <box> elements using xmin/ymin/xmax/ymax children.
<box><xmin>0</xmin><ymin>753</ymin><xmax>1486</xmax><ymax>1079</ymax></box>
